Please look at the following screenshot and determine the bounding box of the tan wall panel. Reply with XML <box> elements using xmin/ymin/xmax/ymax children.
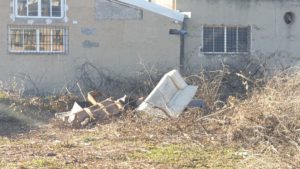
<box><xmin>0</xmin><ymin>0</ymin><xmax>181</xmax><ymax>92</ymax></box>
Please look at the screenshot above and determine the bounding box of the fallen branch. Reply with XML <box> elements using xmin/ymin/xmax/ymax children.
<box><xmin>196</xmin><ymin>106</ymin><xmax>233</xmax><ymax>122</ymax></box>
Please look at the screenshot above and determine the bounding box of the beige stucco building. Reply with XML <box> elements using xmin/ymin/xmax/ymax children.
<box><xmin>2</xmin><ymin>0</ymin><xmax>300</xmax><ymax>93</ymax></box>
<box><xmin>177</xmin><ymin>0</ymin><xmax>300</xmax><ymax>73</ymax></box>
<box><xmin>2</xmin><ymin>0</ymin><xmax>182</xmax><ymax>92</ymax></box>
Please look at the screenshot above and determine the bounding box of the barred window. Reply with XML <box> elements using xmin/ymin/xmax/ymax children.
<box><xmin>15</xmin><ymin>0</ymin><xmax>65</xmax><ymax>18</ymax></box>
<box><xmin>9</xmin><ymin>25</ymin><xmax>68</xmax><ymax>54</ymax></box>
<box><xmin>203</xmin><ymin>26</ymin><xmax>251</xmax><ymax>53</ymax></box>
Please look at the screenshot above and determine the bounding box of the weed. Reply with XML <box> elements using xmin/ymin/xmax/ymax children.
<box><xmin>131</xmin><ymin>144</ymin><xmax>239</xmax><ymax>168</ymax></box>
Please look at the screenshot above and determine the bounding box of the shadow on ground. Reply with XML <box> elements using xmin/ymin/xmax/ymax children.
<box><xmin>0</xmin><ymin>115</ymin><xmax>31</xmax><ymax>136</ymax></box>
<box><xmin>0</xmin><ymin>102</ymin><xmax>51</xmax><ymax>137</ymax></box>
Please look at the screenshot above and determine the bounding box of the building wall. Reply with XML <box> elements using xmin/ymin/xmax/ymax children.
<box><xmin>177</xmin><ymin>0</ymin><xmax>300</xmax><ymax>73</ymax></box>
<box><xmin>0</xmin><ymin>0</ymin><xmax>181</xmax><ymax>92</ymax></box>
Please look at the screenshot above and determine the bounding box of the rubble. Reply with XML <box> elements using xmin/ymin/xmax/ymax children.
<box><xmin>55</xmin><ymin>70</ymin><xmax>199</xmax><ymax>127</ymax></box>
<box><xmin>55</xmin><ymin>91</ymin><xmax>124</xmax><ymax>128</ymax></box>
<box><xmin>137</xmin><ymin>69</ymin><xmax>198</xmax><ymax>118</ymax></box>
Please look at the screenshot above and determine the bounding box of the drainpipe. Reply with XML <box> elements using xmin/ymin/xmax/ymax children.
<box><xmin>169</xmin><ymin>18</ymin><xmax>187</xmax><ymax>73</ymax></box>
<box><xmin>180</xmin><ymin>18</ymin><xmax>187</xmax><ymax>73</ymax></box>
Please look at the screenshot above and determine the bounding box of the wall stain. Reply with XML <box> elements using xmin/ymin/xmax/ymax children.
<box><xmin>82</xmin><ymin>40</ymin><xmax>100</xmax><ymax>48</ymax></box>
<box><xmin>81</xmin><ymin>27</ymin><xmax>97</xmax><ymax>36</ymax></box>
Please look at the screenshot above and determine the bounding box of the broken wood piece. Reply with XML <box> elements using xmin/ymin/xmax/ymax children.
<box><xmin>87</xmin><ymin>91</ymin><xmax>103</xmax><ymax>105</ymax></box>
<box><xmin>55</xmin><ymin>97</ymin><xmax>124</xmax><ymax>128</ymax></box>
<box><xmin>97</xmin><ymin>98</ymin><xmax>123</xmax><ymax>116</ymax></box>
<box><xmin>67</xmin><ymin>106</ymin><xmax>109</xmax><ymax>128</ymax></box>
<box><xmin>71</xmin><ymin>109</ymin><xmax>91</xmax><ymax>128</ymax></box>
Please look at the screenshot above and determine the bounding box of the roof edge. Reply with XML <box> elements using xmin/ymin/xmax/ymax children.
<box><xmin>116</xmin><ymin>0</ymin><xmax>184</xmax><ymax>22</ymax></box>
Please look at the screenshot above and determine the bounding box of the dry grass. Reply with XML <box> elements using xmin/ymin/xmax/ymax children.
<box><xmin>179</xmin><ymin>68</ymin><xmax>300</xmax><ymax>168</ymax></box>
<box><xmin>226</xmin><ymin>70</ymin><xmax>300</xmax><ymax>147</ymax></box>
<box><xmin>0</xmin><ymin>118</ymin><xmax>242</xmax><ymax>169</ymax></box>
<box><xmin>185</xmin><ymin>68</ymin><xmax>227</xmax><ymax>112</ymax></box>
<box><xmin>219</xmin><ymin>69</ymin><xmax>300</xmax><ymax>168</ymax></box>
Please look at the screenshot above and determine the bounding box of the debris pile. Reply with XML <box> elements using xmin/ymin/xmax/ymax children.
<box><xmin>55</xmin><ymin>91</ymin><xmax>124</xmax><ymax>128</ymax></box>
<box><xmin>55</xmin><ymin>70</ymin><xmax>201</xmax><ymax>127</ymax></box>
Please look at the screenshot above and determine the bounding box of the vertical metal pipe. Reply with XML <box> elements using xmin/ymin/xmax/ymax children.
<box><xmin>180</xmin><ymin>18</ymin><xmax>186</xmax><ymax>73</ymax></box>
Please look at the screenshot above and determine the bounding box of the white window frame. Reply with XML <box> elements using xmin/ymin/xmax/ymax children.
<box><xmin>8</xmin><ymin>25</ymin><xmax>68</xmax><ymax>54</ymax></box>
<box><xmin>202</xmin><ymin>25</ymin><xmax>251</xmax><ymax>54</ymax></box>
<box><xmin>13</xmin><ymin>0</ymin><xmax>66</xmax><ymax>19</ymax></box>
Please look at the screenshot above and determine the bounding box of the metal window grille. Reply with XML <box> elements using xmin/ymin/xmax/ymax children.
<box><xmin>8</xmin><ymin>25</ymin><xmax>69</xmax><ymax>54</ymax></box>
<box><xmin>237</xmin><ymin>27</ymin><xmax>250</xmax><ymax>52</ymax></box>
<box><xmin>203</xmin><ymin>26</ymin><xmax>250</xmax><ymax>53</ymax></box>
<box><xmin>226</xmin><ymin>27</ymin><xmax>237</xmax><ymax>52</ymax></box>
<box><xmin>203</xmin><ymin>26</ymin><xmax>214</xmax><ymax>52</ymax></box>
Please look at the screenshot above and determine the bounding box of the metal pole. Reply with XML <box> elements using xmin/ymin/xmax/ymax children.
<box><xmin>180</xmin><ymin>18</ymin><xmax>186</xmax><ymax>73</ymax></box>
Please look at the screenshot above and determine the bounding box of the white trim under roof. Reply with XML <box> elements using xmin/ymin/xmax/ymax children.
<box><xmin>116</xmin><ymin>0</ymin><xmax>184</xmax><ymax>22</ymax></box>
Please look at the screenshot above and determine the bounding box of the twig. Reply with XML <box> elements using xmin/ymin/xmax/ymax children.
<box><xmin>13</xmin><ymin>73</ymin><xmax>40</xmax><ymax>95</ymax></box>
<box><xmin>196</xmin><ymin>106</ymin><xmax>232</xmax><ymax>122</ymax></box>
<box><xmin>77</xmin><ymin>82</ymin><xmax>86</xmax><ymax>101</ymax></box>
<box><xmin>138</xmin><ymin>57</ymin><xmax>156</xmax><ymax>88</ymax></box>
<box><xmin>236</xmin><ymin>73</ymin><xmax>255</xmax><ymax>83</ymax></box>
<box><xmin>65</xmin><ymin>87</ymin><xmax>72</xmax><ymax>95</ymax></box>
